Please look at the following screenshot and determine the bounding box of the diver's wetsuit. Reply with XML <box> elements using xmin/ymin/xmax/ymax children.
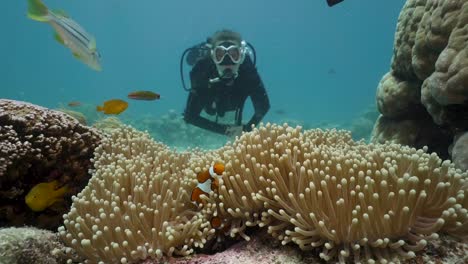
<box><xmin>184</xmin><ymin>56</ymin><xmax>270</xmax><ymax>135</ymax></box>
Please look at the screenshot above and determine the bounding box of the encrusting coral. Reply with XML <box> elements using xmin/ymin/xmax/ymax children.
<box><xmin>59</xmin><ymin>123</ymin><xmax>468</xmax><ymax>264</ymax></box>
<box><xmin>0</xmin><ymin>99</ymin><xmax>102</xmax><ymax>229</ymax></box>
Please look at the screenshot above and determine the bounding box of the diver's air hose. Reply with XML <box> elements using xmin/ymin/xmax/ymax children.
<box><xmin>180</xmin><ymin>47</ymin><xmax>193</xmax><ymax>92</ymax></box>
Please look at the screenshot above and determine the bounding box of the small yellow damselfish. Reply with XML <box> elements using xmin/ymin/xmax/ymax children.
<box><xmin>25</xmin><ymin>180</ymin><xmax>68</xmax><ymax>212</ymax></box>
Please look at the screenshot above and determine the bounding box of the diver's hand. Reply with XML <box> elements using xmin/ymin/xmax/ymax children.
<box><xmin>225</xmin><ymin>125</ymin><xmax>243</xmax><ymax>137</ymax></box>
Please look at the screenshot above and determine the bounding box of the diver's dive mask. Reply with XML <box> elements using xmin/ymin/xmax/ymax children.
<box><xmin>212</xmin><ymin>44</ymin><xmax>244</xmax><ymax>64</ymax></box>
<box><xmin>209</xmin><ymin>40</ymin><xmax>247</xmax><ymax>79</ymax></box>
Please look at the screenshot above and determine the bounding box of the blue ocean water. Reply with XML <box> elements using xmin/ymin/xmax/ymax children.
<box><xmin>2</xmin><ymin>0</ymin><xmax>404</xmax><ymax>131</ymax></box>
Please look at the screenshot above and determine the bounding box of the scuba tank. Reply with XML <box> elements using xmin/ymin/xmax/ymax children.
<box><xmin>185</xmin><ymin>41</ymin><xmax>211</xmax><ymax>67</ymax></box>
<box><xmin>180</xmin><ymin>39</ymin><xmax>257</xmax><ymax>91</ymax></box>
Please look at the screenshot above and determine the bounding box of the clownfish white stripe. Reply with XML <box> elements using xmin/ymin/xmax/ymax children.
<box><xmin>209</xmin><ymin>166</ymin><xmax>216</xmax><ymax>177</ymax></box>
<box><xmin>197</xmin><ymin>179</ymin><xmax>212</xmax><ymax>194</ymax></box>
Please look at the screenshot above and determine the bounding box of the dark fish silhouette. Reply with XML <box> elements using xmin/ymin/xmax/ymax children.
<box><xmin>67</xmin><ymin>101</ymin><xmax>81</xmax><ymax>107</ymax></box>
<box><xmin>327</xmin><ymin>0</ymin><xmax>344</xmax><ymax>7</ymax></box>
<box><xmin>274</xmin><ymin>109</ymin><xmax>286</xmax><ymax>115</ymax></box>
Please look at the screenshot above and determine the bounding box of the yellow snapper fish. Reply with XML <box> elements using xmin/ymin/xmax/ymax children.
<box><xmin>27</xmin><ymin>0</ymin><xmax>102</xmax><ymax>71</ymax></box>
<box><xmin>25</xmin><ymin>180</ymin><xmax>68</xmax><ymax>212</ymax></box>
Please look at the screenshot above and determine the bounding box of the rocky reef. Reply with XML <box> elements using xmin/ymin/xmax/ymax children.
<box><xmin>0</xmin><ymin>99</ymin><xmax>102</xmax><ymax>230</ymax></box>
<box><xmin>372</xmin><ymin>0</ymin><xmax>468</xmax><ymax>170</ymax></box>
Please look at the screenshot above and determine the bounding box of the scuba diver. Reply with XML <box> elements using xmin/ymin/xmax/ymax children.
<box><xmin>181</xmin><ymin>29</ymin><xmax>270</xmax><ymax>137</ymax></box>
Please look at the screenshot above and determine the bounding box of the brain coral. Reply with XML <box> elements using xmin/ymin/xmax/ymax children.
<box><xmin>0</xmin><ymin>99</ymin><xmax>101</xmax><ymax>229</ymax></box>
<box><xmin>59</xmin><ymin>124</ymin><xmax>468</xmax><ymax>264</ymax></box>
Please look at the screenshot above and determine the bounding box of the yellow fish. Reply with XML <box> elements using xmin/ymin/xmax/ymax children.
<box><xmin>96</xmin><ymin>99</ymin><xmax>128</xmax><ymax>115</ymax></box>
<box><xmin>25</xmin><ymin>180</ymin><xmax>68</xmax><ymax>212</ymax></box>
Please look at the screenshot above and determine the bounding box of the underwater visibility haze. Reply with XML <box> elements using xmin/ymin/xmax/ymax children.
<box><xmin>3</xmin><ymin>1</ymin><xmax>468</xmax><ymax>264</ymax></box>
<box><xmin>2</xmin><ymin>0</ymin><xmax>405</xmax><ymax>148</ymax></box>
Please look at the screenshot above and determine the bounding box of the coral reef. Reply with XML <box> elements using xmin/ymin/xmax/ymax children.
<box><xmin>372</xmin><ymin>0</ymin><xmax>468</xmax><ymax>170</ymax></box>
<box><xmin>92</xmin><ymin>116</ymin><xmax>126</xmax><ymax>134</ymax></box>
<box><xmin>0</xmin><ymin>99</ymin><xmax>102</xmax><ymax>230</ymax></box>
<box><xmin>58</xmin><ymin>102</ymin><xmax>101</xmax><ymax>125</ymax></box>
<box><xmin>123</xmin><ymin>110</ymin><xmax>228</xmax><ymax>150</ymax></box>
<box><xmin>271</xmin><ymin>104</ymin><xmax>379</xmax><ymax>142</ymax></box>
<box><xmin>90</xmin><ymin>104</ymin><xmax>379</xmax><ymax>152</ymax></box>
<box><xmin>56</xmin><ymin>108</ymin><xmax>88</xmax><ymax>125</ymax></box>
<box><xmin>59</xmin><ymin>124</ymin><xmax>468</xmax><ymax>264</ymax></box>
<box><xmin>0</xmin><ymin>227</ymin><xmax>70</xmax><ymax>264</ymax></box>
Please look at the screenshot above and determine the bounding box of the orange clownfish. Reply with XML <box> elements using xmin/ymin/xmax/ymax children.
<box><xmin>210</xmin><ymin>216</ymin><xmax>223</xmax><ymax>229</ymax></box>
<box><xmin>191</xmin><ymin>162</ymin><xmax>224</xmax><ymax>204</ymax></box>
<box><xmin>211</xmin><ymin>216</ymin><xmax>228</xmax><ymax>232</ymax></box>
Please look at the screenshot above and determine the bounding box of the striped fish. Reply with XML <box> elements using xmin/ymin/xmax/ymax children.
<box><xmin>27</xmin><ymin>0</ymin><xmax>102</xmax><ymax>71</ymax></box>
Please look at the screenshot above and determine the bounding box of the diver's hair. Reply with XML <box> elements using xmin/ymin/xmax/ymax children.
<box><xmin>209</xmin><ymin>29</ymin><xmax>242</xmax><ymax>45</ymax></box>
